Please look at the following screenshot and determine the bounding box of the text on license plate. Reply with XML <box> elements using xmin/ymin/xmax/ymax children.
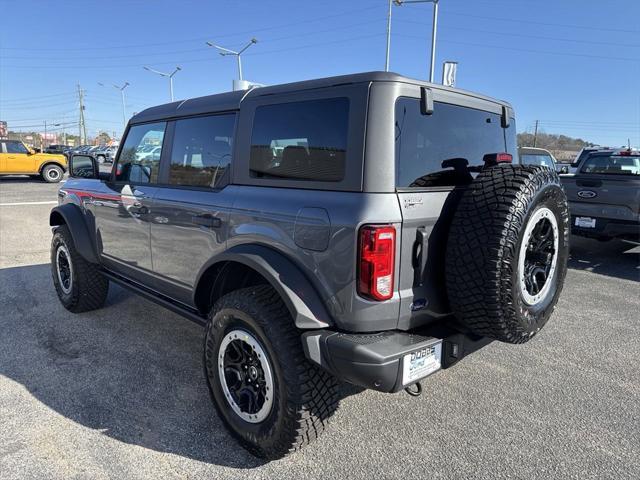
<box><xmin>402</xmin><ymin>341</ymin><xmax>442</xmax><ymax>386</ymax></box>
<box><xmin>575</xmin><ymin>216</ymin><xmax>596</xmax><ymax>228</ymax></box>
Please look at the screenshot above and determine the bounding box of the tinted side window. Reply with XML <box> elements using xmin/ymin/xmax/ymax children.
<box><xmin>116</xmin><ymin>122</ymin><xmax>165</xmax><ymax>183</ymax></box>
<box><xmin>168</xmin><ymin>114</ymin><xmax>235</xmax><ymax>188</ymax></box>
<box><xmin>250</xmin><ymin>98</ymin><xmax>349</xmax><ymax>182</ymax></box>
<box><xmin>6</xmin><ymin>142</ymin><xmax>29</xmax><ymax>154</ymax></box>
<box><xmin>395</xmin><ymin>99</ymin><xmax>512</xmax><ymax>188</ymax></box>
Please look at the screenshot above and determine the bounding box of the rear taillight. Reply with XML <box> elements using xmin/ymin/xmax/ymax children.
<box><xmin>358</xmin><ymin>225</ymin><xmax>396</xmax><ymax>301</ymax></box>
<box><xmin>483</xmin><ymin>152</ymin><xmax>513</xmax><ymax>166</ymax></box>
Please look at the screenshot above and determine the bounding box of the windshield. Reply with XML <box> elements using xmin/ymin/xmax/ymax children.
<box><xmin>580</xmin><ymin>154</ymin><xmax>640</xmax><ymax>175</ymax></box>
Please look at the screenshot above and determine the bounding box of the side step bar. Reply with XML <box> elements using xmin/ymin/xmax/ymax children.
<box><xmin>101</xmin><ymin>270</ymin><xmax>207</xmax><ymax>326</ymax></box>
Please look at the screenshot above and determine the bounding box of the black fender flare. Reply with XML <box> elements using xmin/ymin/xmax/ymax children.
<box><xmin>195</xmin><ymin>244</ymin><xmax>332</xmax><ymax>330</ymax></box>
<box><xmin>49</xmin><ymin>203</ymin><xmax>99</xmax><ymax>263</ymax></box>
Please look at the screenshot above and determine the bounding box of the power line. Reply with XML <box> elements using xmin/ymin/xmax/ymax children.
<box><xmin>393</xmin><ymin>34</ymin><xmax>640</xmax><ymax>63</ymax></box>
<box><xmin>441</xmin><ymin>9</ymin><xmax>640</xmax><ymax>34</ymax></box>
<box><xmin>0</xmin><ymin>4</ymin><xmax>382</xmax><ymax>53</ymax></box>
<box><xmin>1</xmin><ymin>32</ymin><xmax>387</xmax><ymax>70</ymax></box>
<box><xmin>395</xmin><ymin>19</ymin><xmax>640</xmax><ymax>49</ymax></box>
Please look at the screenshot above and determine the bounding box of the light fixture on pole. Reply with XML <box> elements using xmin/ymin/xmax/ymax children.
<box><xmin>143</xmin><ymin>66</ymin><xmax>181</xmax><ymax>102</ymax></box>
<box><xmin>98</xmin><ymin>81</ymin><xmax>130</xmax><ymax>128</ymax></box>
<box><xmin>206</xmin><ymin>38</ymin><xmax>258</xmax><ymax>86</ymax></box>
<box><xmin>389</xmin><ymin>0</ymin><xmax>440</xmax><ymax>83</ymax></box>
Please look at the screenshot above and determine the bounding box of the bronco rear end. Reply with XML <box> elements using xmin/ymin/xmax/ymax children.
<box><xmin>304</xmin><ymin>77</ymin><xmax>567</xmax><ymax>396</ymax></box>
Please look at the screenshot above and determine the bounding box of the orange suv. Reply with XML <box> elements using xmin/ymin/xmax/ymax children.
<box><xmin>0</xmin><ymin>139</ymin><xmax>67</xmax><ymax>182</ymax></box>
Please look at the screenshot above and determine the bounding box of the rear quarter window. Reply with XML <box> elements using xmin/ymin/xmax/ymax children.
<box><xmin>249</xmin><ymin>97</ymin><xmax>349</xmax><ymax>182</ymax></box>
<box><xmin>395</xmin><ymin>98</ymin><xmax>516</xmax><ymax>188</ymax></box>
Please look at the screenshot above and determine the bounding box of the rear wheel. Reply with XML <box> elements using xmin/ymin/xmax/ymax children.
<box><xmin>204</xmin><ymin>285</ymin><xmax>339</xmax><ymax>459</ymax></box>
<box><xmin>41</xmin><ymin>164</ymin><xmax>64</xmax><ymax>183</ymax></box>
<box><xmin>445</xmin><ymin>165</ymin><xmax>569</xmax><ymax>343</ymax></box>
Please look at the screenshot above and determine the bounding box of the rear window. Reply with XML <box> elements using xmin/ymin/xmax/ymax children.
<box><xmin>581</xmin><ymin>154</ymin><xmax>640</xmax><ymax>175</ymax></box>
<box><xmin>168</xmin><ymin>114</ymin><xmax>235</xmax><ymax>188</ymax></box>
<box><xmin>395</xmin><ymin>98</ymin><xmax>516</xmax><ymax>188</ymax></box>
<box><xmin>249</xmin><ymin>98</ymin><xmax>349</xmax><ymax>182</ymax></box>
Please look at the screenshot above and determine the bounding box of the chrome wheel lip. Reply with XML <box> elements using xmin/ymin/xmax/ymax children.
<box><xmin>46</xmin><ymin>167</ymin><xmax>61</xmax><ymax>181</ymax></box>
<box><xmin>55</xmin><ymin>243</ymin><xmax>73</xmax><ymax>295</ymax></box>
<box><xmin>518</xmin><ymin>207</ymin><xmax>559</xmax><ymax>306</ymax></box>
<box><xmin>218</xmin><ymin>328</ymin><xmax>274</xmax><ymax>424</ymax></box>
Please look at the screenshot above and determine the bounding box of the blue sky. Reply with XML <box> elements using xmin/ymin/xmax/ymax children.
<box><xmin>1</xmin><ymin>0</ymin><xmax>639</xmax><ymax>147</ymax></box>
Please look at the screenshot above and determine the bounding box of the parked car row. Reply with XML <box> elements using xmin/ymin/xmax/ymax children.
<box><xmin>518</xmin><ymin>145</ymin><xmax>639</xmax><ymax>244</ymax></box>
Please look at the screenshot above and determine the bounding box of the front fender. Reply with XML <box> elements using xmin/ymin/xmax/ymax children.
<box><xmin>196</xmin><ymin>244</ymin><xmax>332</xmax><ymax>330</ymax></box>
<box><xmin>49</xmin><ymin>203</ymin><xmax>98</xmax><ymax>263</ymax></box>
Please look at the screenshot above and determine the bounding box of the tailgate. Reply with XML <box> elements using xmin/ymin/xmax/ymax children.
<box><xmin>395</xmin><ymin>190</ymin><xmax>458</xmax><ymax>330</ymax></box>
<box><xmin>562</xmin><ymin>174</ymin><xmax>640</xmax><ymax>222</ymax></box>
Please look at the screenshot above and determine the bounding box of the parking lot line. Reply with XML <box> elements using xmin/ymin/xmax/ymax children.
<box><xmin>0</xmin><ymin>201</ymin><xmax>58</xmax><ymax>206</ymax></box>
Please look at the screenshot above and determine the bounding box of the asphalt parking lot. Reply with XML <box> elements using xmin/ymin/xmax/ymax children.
<box><xmin>1</xmin><ymin>177</ymin><xmax>639</xmax><ymax>479</ymax></box>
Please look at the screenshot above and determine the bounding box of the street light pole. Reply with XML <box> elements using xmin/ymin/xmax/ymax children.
<box><xmin>385</xmin><ymin>0</ymin><xmax>393</xmax><ymax>72</ymax></box>
<box><xmin>429</xmin><ymin>0</ymin><xmax>439</xmax><ymax>83</ymax></box>
<box><xmin>206</xmin><ymin>38</ymin><xmax>258</xmax><ymax>82</ymax></box>
<box><xmin>113</xmin><ymin>82</ymin><xmax>130</xmax><ymax>128</ymax></box>
<box><xmin>391</xmin><ymin>0</ymin><xmax>440</xmax><ymax>82</ymax></box>
<box><xmin>143</xmin><ymin>66</ymin><xmax>181</xmax><ymax>101</ymax></box>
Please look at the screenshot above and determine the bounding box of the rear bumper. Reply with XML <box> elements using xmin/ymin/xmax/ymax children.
<box><xmin>570</xmin><ymin>214</ymin><xmax>640</xmax><ymax>240</ymax></box>
<box><xmin>302</xmin><ymin>328</ymin><xmax>491</xmax><ymax>393</ymax></box>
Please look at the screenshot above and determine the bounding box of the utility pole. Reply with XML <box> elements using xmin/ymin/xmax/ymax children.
<box><xmin>533</xmin><ymin>120</ymin><xmax>539</xmax><ymax>147</ymax></box>
<box><xmin>78</xmin><ymin>84</ymin><xmax>87</xmax><ymax>145</ymax></box>
<box><xmin>43</xmin><ymin>120</ymin><xmax>47</xmax><ymax>152</ymax></box>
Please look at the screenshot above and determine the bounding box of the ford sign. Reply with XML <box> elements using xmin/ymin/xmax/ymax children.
<box><xmin>577</xmin><ymin>190</ymin><xmax>597</xmax><ymax>199</ymax></box>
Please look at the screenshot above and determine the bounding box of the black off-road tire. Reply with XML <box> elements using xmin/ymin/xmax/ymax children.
<box><xmin>204</xmin><ymin>285</ymin><xmax>339</xmax><ymax>460</ymax></box>
<box><xmin>41</xmin><ymin>164</ymin><xmax>64</xmax><ymax>183</ymax></box>
<box><xmin>51</xmin><ymin>225</ymin><xmax>109</xmax><ymax>313</ymax></box>
<box><xmin>445</xmin><ymin>165</ymin><xmax>569</xmax><ymax>344</ymax></box>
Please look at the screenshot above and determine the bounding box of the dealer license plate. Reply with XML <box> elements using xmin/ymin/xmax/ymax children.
<box><xmin>402</xmin><ymin>341</ymin><xmax>442</xmax><ymax>386</ymax></box>
<box><xmin>575</xmin><ymin>216</ymin><xmax>596</xmax><ymax>228</ymax></box>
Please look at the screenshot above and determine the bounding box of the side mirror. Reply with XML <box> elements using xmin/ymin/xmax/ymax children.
<box><xmin>69</xmin><ymin>154</ymin><xmax>98</xmax><ymax>179</ymax></box>
<box><xmin>560</xmin><ymin>166</ymin><xmax>569</xmax><ymax>174</ymax></box>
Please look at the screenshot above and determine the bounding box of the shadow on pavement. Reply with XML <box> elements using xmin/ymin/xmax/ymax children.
<box><xmin>568</xmin><ymin>235</ymin><xmax>639</xmax><ymax>282</ymax></box>
<box><xmin>0</xmin><ymin>263</ymin><xmax>356</xmax><ymax>468</ymax></box>
<box><xmin>0</xmin><ymin>175</ymin><xmax>44</xmax><ymax>183</ymax></box>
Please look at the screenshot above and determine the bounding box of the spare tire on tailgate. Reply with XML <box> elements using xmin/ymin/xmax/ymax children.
<box><xmin>445</xmin><ymin>164</ymin><xmax>569</xmax><ymax>344</ymax></box>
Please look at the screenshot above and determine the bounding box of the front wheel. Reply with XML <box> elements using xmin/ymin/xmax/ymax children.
<box><xmin>41</xmin><ymin>164</ymin><xmax>64</xmax><ymax>183</ymax></box>
<box><xmin>204</xmin><ymin>285</ymin><xmax>339</xmax><ymax>460</ymax></box>
<box><xmin>51</xmin><ymin>225</ymin><xmax>109</xmax><ymax>312</ymax></box>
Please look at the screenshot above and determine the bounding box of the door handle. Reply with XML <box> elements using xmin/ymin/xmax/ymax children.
<box><xmin>192</xmin><ymin>214</ymin><xmax>221</xmax><ymax>229</ymax></box>
<box><xmin>412</xmin><ymin>227</ymin><xmax>429</xmax><ymax>287</ymax></box>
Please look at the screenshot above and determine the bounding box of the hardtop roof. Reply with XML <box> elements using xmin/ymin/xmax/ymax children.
<box><xmin>130</xmin><ymin>71</ymin><xmax>512</xmax><ymax>124</ymax></box>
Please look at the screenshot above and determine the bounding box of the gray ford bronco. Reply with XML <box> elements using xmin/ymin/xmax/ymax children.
<box><xmin>50</xmin><ymin>72</ymin><xmax>569</xmax><ymax>459</ymax></box>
